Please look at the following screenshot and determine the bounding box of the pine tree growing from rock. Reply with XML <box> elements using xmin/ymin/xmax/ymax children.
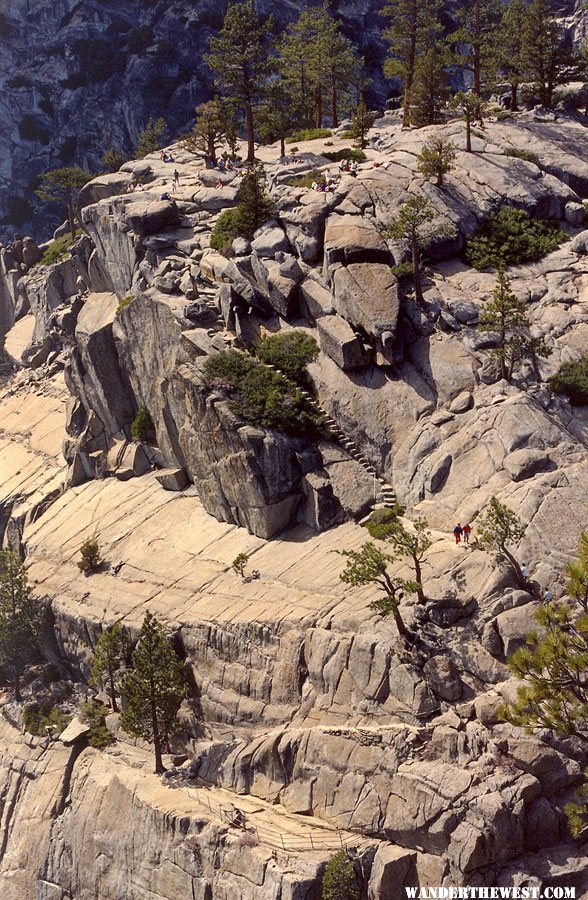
<box><xmin>383</xmin><ymin>0</ymin><xmax>442</xmax><ymax>128</ymax></box>
<box><xmin>0</xmin><ymin>550</ymin><xmax>43</xmax><ymax>702</ymax></box>
<box><xmin>495</xmin><ymin>0</ymin><xmax>528</xmax><ymax>112</ymax></box>
<box><xmin>365</xmin><ymin>515</ymin><xmax>432</xmax><ymax>604</ymax></box>
<box><xmin>207</xmin><ymin>2</ymin><xmax>274</xmax><ymax>163</ymax></box>
<box><xmin>322</xmin><ymin>849</ymin><xmax>360</xmax><ymax>900</ymax></box>
<box><xmin>183</xmin><ymin>99</ymin><xmax>229</xmax><ymax>167</ymax></box>
<box><xmin>121</xmin><ymin>612</ymin><xmax>187</xmax><ymax>775</ymax></box>
<box><xmin>339</xmin><ymin>543</ymin><xmax>416</xmax><ymax>640</ymax></box>
<box><xmin>451</xmin><ymin>91</ymin><xmax>483</xmax><ymax>153</ymax></box>
<box><xmin>479</xmin><ymin>268</ymin><xmax>551</xmax><ymax>382</ymax></box>
<box><xmin>417</xmin><ymin>137</ymin><xmax>456</xmax><ymax>186</ymax></box>
<box><xmin>522</xmin><ymin>0</ymin><xmax>568</xmax><ymax>108</ymax></box>
<box><xmin>350</xmin><ymin>98</ymin><xmax>375</xmax><ymax>149</ymax></box>
<box><xmin>90</xmin><ymin>622</ymin><xmax>126</xmax><ymax>712</ymax></box>
<box><xmin>135</xmin><ymin>118</ymin><xmax>168</xmax><ymax>158</ymax></box>
<box><xmin>234</xmin><ymin>164</ymin><xmax>274</xmax><ymax>240</ymax></box>
<box><xmin>409</xmin><ymin>47</ymin><xmax>449</xmax><ymax>128</ymax></box>
<box><xmin>477</xmin><ymin>496</ymin><xmax>528</xmax><ymax>591</ymax></box>
<box><xmin>36</xmin><ymin>167</ymin><xmax>91</xmax><ymax>242</ymax></box>
<box><xmin>384</xmin><ymin>193</ymin><xmax>451</xmax><ymax>304</ymax></box>
<box><xmin>450</xmin><ymin>0</ymin><xmax>503</xmax><ymax>99</ymax></box>
<box><xmin>566</xmin><ymin>531</ymin><xmax>588</xmax><ymax>613</ymax></box>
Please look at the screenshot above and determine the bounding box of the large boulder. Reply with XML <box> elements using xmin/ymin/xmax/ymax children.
<box><xmin>323</xmin><ymin>214</ymin><xmax>390</xmax><ymax>268</ymax></box>
<box><xmin>121</xmin><ymin>199</ymin><xmax>181</xmax><ymax>236</ymax></box>
<box><xmin>331</xmin><ymin>263</ymin><xmax>400</xmax><ymax>363</ymax></box>
<box><xmin>317</xmin><ymin>315</ymin><xmax>366</xmax><ymax>370</ymax></box>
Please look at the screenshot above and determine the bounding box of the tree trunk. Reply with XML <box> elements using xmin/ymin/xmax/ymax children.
<box><xmin>510</xmin><ymin>82</ymin><xmax>518</xmax><ymax>112</ymax></box>
<box><xmin>503</xmin><ymin>546</ymin><xmax>535</xmax><ymax>595</ymax></box>
<box><xmin>245</xmin><ymin>102</ymin><xmax>255</xmax><ymax>163</ymax></box>
<box><xmin>412</xmin><ymin>235</ymin><xmax>423</xmax><ymax>304</ymax></box>
<box><xmin>67</xmin><ymin>201</ymin><xmax>77</xmax><ymax>243</ymax></box>
<box><xmin>13</xmin><ymin>670</ymin><xmax>21</xmax><ymax>703</ymax></box>
<box><xmin>151</xmin><ymin>700</ymin><xmax>164</xmax><ymax>774</ymax></box>
<box><xmin>315</xmin><ymin>83</ymin><xmax>322</xmax><ymax>129</ymax></box>
<box><xmin>402</xmin><ymin>9</ymin><xmax>417</xmax><ymax>128</ymax></box>
<box><xmin>109</xmin><ymin>667</ymin><xmax>118</xmax><ymax>713</ymax></box>
<box><xmin>280</xmin><ymin>135</ymin><xmax>285</xmax><ymax>159</ymax></box>
<box><xmin>392</xmin><ymin>606</ymin><xmax>411</xmax><ymax>641</ymax></box>
<box><xmin>331</xmin><ymin>76</ymin><xmax>338</xmax><ymax>129</ymax></box>
<box><xmin>413</xmin><ymin>556</ymin><xmax>425</xmax><ymax>604</ymax></box>
<box><xmin>473</xmin><ymin>0</ymin><xmax>481</xmax><ymax>97</ymax></box>
<box><xmin>465</xmin><ymin>116</ymin><xmax>472</xmax><ymax>153</ymax></box>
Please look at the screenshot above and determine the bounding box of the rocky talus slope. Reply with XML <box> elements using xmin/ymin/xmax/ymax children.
<box><xmin>0</xmin><ymin>110</ymin><xmax>588</xmax><ymax>897</ymax></box>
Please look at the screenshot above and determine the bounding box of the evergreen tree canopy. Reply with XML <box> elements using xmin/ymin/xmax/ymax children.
<box><xmin>477</xmin><ymin>495</ymin><xmax>528</xmax><ymax>589</ymax></box>
<box><xmin>410</xmin><ymin>47</ymin><xmax>449</xmax><ymax>128</ymax></box>
<box><xmin>36</xmin><ymin>167</ymin><xmax>91</xmax><ymax>241</ymax></box>
<box><xmin>450</xmin><ymin>0</ymin><xmax>503</xmax><ymax>97</ymax></box>
<box><xmin>121</xmin><ymin>612</ymin><xmax>187</xmax><ymax>774</ymax></box>
<box><xmin>0</xmin><ymin>550</ymin><xmax>43</xmax><ymax>701</ymax></box>
<box><xmin>207</xmin><ymin>2</ymin><xmax>274</xmax><ymax>162</ymax></box>
<box><xmin>322</xmin><ymin>849</ymin><xmax>361</xmax><ymax>900</ymax></box>
<box><xmin>382</xmin><ymin>0</ymin><xmax>442</xmax><ymax>127</ymax></box>
<box><xmin>522</xmin><ymin>0</ymin><xmax>568</xmax><ymax>108</ymax></box>
<box><xmin>183</xmin><ymin>99</ymin><xmax>230</xmax><ymax>166</ymax></box>
<box><xmin>90</xmin><ymin>622</ymin><xmax>127</xmax><ymax>712</ymax></box>
<box><xmin>417</xmin><ymin>136</ymin><xmax>456</xmax><ymax>186</ymax></box>
<box><xmin>136</xmin><ymin>118</ymin><xmax>168</xmax><ymax>158</ymax></box>
<box><xmin>495</xmin><ymin>0</ymin><xmax>528</xmax><ymax>111</ymax></box>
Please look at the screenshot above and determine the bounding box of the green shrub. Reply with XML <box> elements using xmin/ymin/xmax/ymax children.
<box><xmin>131</xmin><ymin>407</ymin><xmax>156</xmax><ymax>443</ymax></box>
<box><xmin>78</xmin><ymin>538</ymin><xmax>103</xmax><ymax>575</ymax></box>
<box><xmin>253</xmin><ymin>331</ymin><xmax>319</xmax><ymax>386</ymax></box>
<box><xmin>504</xmin><ymin>148</ymin><xmax>538</xmax><ymax>164</ymax></box>
<box><xmin>210</xmin><ymin>208</ymin><xmax>243</xmax><ymax>254</ymax></box>
<box><xmin>322</xmin><ymin>148</ymin><xmax>366</xmax><ymax>163</ymax></box>
<box><xmin>549</xmin><ymin>356</ymin><xmax>588</xmax><ymax>405</ymax></box>
<box><xmin>40</xmin><ymin>233</ymin><xmax>78</xmax><ymax>267</ymax></box>
<box><xmin>23</xmin><ymin>700</ymin><xmax>70</xmax><ymax>737</ymax></box>
<box><xmin>464</xmin><ymin>206</ymin><xmax>565</xmax><ymax>270</ymax></box>
<box><xmin>232</xmin><ymin>553</ymin><xmax>250</xmax><ymax>578</ymax></box>
<box><xmin>286</xmin><ymin>170</ymin><xmax>325</xmax><ymax>189</ymax></box>
<box><xmin>338</xmin><ymin>130</ymin><xmax>354</xmax><ymax>139</ymax></box>
<box><xmin>286</xmin><ymin>128</ymin><xmax>332</xmax><ymax>144</ymax></box>
<box><xmin>362</xmin><ymin>505</ymin><xmax>405</xmax><ymax>539</ymax></box>
<box><xmin>117</xmin><ymin>295</ymin><xmax>136</xmax><ymax>313</ymax></box>
<box><xmin>322</xmin><ymin>850</ymin><xmax>360</xmax><ymax>900</ymax></box>
<box><xmin>80</xmin><ymin>701</ymin><xmax>115</xmax><ymax>749</ymax></box>
<box><xmin>203</xmin><ymin>350</ymin><xmax>324</xmax><ymax>436</ymax></box>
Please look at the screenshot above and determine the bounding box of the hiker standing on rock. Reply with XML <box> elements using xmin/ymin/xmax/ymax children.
<box><xmin>453</xmin><ymin>523</ymin><xmax>463</xmax><ymax>544</ymax></box>
<box><xmin>462</xmin><ymin>523</ymin><xmax>472</xmax><ymax>544</ymax></box>
<box><xmin>173</xmin><ymin>169</ymin><xmax>180</xmax><ymax>191</ymax></box>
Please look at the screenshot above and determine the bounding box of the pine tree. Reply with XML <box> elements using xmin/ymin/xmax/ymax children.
<box><xmin>384</xmin><ymin>193</ymin><xmax>452</xmax><ymax>304</ymax></box>
<box><xmin>121</xmin><ymin>612</ymin><xmax>187</xmax><ymax>774</ymax></box>
<box><xmin>182</xmin><ymin>99</ymin><xmax>228</xmax><ymax>167</ymax></box>
<box><xmin>206</xmin><ymin>2</ymin><xmax>274</xmax><ymax>163</ymax></box>
<box><xmin>365</xmin><ymin>515</ymin><xmax>432</xmax><ymax>604</ymax></box>
<box><xmin>479</xmin><ymin>268</ymin><xmax>551</xmax><ymax>382</ymax></box>
<box><xmin>0</xmin><ymin>550</ymin><xmax>43</xmax><ymax>701</ymax></box>
<box><xmin>90</xmin><ymin>622</ymin><xmax>126</xmax><ymax>712</ymax></box>
<box><xmin>565</xmin><ymin>531</ymin><xmax>588</xmax><ymax>613</ymax></box>
<box><xmin>101</xmin><ymin>148</ymin><xmax>126</xmax><ymax>173</ymax></box>
<box><xmin>257</xmin><ymin>79</ymin><xmax>299</xmax><ymax>159</ymax></box>
<box><xmin>136</xmin><ymin>118</ymin><xmax>167</xmax><ymax>158</ymax></box>
<box><xmin>477</xmin><ymin>495</ymin><xmax>528</xmax><ymax>590</ymax></box>
<box><xmin>36</xmin><ymin>167</ymin><xmax>91</xmax><ymax>242</ymax></box>
<box><xmin>278</xmin><ymin>17</ymin><xmax>317</xmax><ymax>129</ymax></box>
<box><xmin>339</xmin><ymin>543</ymin><xmax>416</xmax><ymax>640</ymax></box>
<box><xmin>495</xmin><ymin>0</ymin><xmax>528</xmax><ymax>111</ymax></box>
<box><xmin>451</xmin><ymin>91</ymin><xmax>484</xmax><ymax>152</ymax></box>
<box><xmin>450</xmin><ymin>0</ymin><xmax>503</xmax><ymax>99</ymax></box>
<box><xmin>409</xmin><ymin>47</ymin><xmax>449</xmax><ymax>128</ymax></box>
<box><xmin>500</xmin><ymin>601</ymin><xmax>588</xmax><ymax>744</ymax></box>
<box><xmin>234</xmin><ymin>164</ymin><xmax>274</xmax><ymax>240</ymax></box>
<box><xmin>522</xmin><ymin>0</ymin><xmax>567</xmax><ymax>108</ymax></box>
<box><xmin>322</xmin><ymin>849</ymin><xmax>361</xmax><ymax>900</ymax></box>
<box><xmin>350</xmin><ymin>98</ymin><xmax>375</xmax><ymax>149</ymax></box>
<box><xmin>382</xmin><ymin>0</ymin><xmax>442</xmax><ymax>128</ymax></box>
<box><xmin>321</xmin><ymin>14</ymin><xmax>361</xmax><ymax>128</ymax></box>
<box><xmin>417</xmin><ymin>137</ymin><xmax>456</xmax><ymax>186</ymax></box>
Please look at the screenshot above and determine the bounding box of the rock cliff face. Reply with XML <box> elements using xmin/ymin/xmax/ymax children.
<box><xmin>1</xmin><ymin>109</ymin><xmax>588</xmax><ymax>897</ymax></box>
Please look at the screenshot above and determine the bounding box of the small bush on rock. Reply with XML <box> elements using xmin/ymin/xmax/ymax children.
<box><xmin>322</xmin><ymin>148</ymin><xmax>366</xmax><ymax>163</ymax></box>
<box><xmin>40</xmin><ymin>233</ymin><xmax>78</xmax><ymax>267</ymax></box>
<box><xmin>465</xmin><ymin>207</ymin><xmax>564</xmax><ymax>270</ymax></box>
<box><xmin>504</xmin><ymin>148</ymin><xmax>538</xmax><ymax>164</ymax></box>
<box><xmin>253</xmin><ymin>331</ymin><xmax>318</xmax><ymax>386</ymax></box>
<box><xmin>210</xmin><ymin>208</ymin><xmax>243</xmax><ymax>255</ymax></box>
<box><xmin>131</xmin><ymin>407</ymin><xmax>156</xmax><ymax>443</ymax></box>
<box><xmin>549</xmin><ymin>355</ymin><xmax>588</xmax><ymax>405</ymax></box>
<box><xmin>232</xmin><ymin>553</ymin><xmax>250</xmax><ymax>579</ymax></box>
<box><xmin>203</xmin><ymin>350</ymin><xmax>324</xmax><ymax>436</ymax></box>
<box><xmin>23</xmin><ymin>700</ymin><xmax>70</xmax><ymax>737</ymax></box>
<box><xmin>80</xmin><ymin>700</ymin><xmax>115</xmax><ymax>749</ymax></box>
<box><xmin>322</xmin><ymin>850</ymin><xmax>360</xmax><ymax>900</ymax></box>
<box><xmin>117</xmin><ymin>295</ymin><xmax>135</xmax><ymax>313</ymax></box>
<box><xmin>286</xmin><ymin>127</ymin><xmax>332</xmax><ymax>143</ymax></box>
<box><xmin>78</xmin><ymin>539</ymin><xmax>103</xmax><ymax>575</ymax></box>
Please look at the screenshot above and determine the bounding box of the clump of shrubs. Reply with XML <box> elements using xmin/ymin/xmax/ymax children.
<box><xmin>210</xmin><ymin>165</ymin><xmax>274</xmax><ymax>256</ymax></box>
<box><xmin>465</xmin><ymin>206</ymin><xmax>565</xmax><ymax>270</ymax></box>
<box><xmin>253</xmin><ymin>331</ymin><xmax>318</xmax><ymax>387</ymax></box>
<box><xmin>203</xmin><ymin>350</ymin><xmax>324</xmax><ymax>436</ymax></box>
<box><xmin>286</xmin><ymin>169</ymin><xmax>325</xmax><ymax>189</ymax></box>
<box><xmin>210</xmin><ymin>208</ymin><xmax>242</xmax><ymax>255</ymax></box>
<box><xmin>504</xmin><ymin>148</ymin><xmax>538</xmax><ymax>164</ymax></box>
<box><xmin>80</xmin><ymin>700</ymin><xmax>115</xmax><ymax>749</ymax></box>
<box><xmin>286</xmin><ymin>127</ymin><xmax>332</xmax><ymax>143</ymax></box>
<box><xmin>131</xmin><ymin>407</ymin><xmax>156</xmax><ymax>443</ymax></box>
<box><xmin>78</xmin><ymin>538</ymin><xmax>103</xmax><ymax>575</ymax></box>
<box><xmin>549</xmin><ymin>355</ymin><xmax>588</xmax><ymax>405</ymax></box>
<box><xmin>322</xmin><ymin>148</ymin><xmax>366</xmax><ymax>163</ymax></box>
<box><xmin>23</xmin><ymin>700</ymin><xmax>70</xmax><ymax>737</ymax></box>
<box><xmin>40</xmin><ymin>233</ymin><xmax>78</xmax><ymax>267</ymax></box>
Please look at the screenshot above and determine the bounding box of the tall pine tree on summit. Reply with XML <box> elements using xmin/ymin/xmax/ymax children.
<box><xmin>207</xmin><ymin>2</ymin><xmax>274</xmax><ymax>163</ymax></box>
<box><xmin>383</xmin><ymin>0</ymin><xmax>442</xmax><ymax>128</ymax></box>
